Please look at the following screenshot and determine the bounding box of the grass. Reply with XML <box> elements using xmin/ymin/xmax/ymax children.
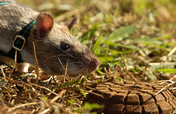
<box><xmin>0</xmin><ymin>0</ymin><xmax>176</xmax><ymax>113</ymax></box>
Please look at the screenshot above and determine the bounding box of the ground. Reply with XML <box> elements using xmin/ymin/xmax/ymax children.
<box><xmin>1</xmin><ymin>0</ymin><xmax>176</xmax><ymax>114</ymax></box>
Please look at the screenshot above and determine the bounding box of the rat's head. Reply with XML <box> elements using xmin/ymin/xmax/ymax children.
<box><xmin>25</xmin><ymin>12</ymin><xmax>100</xmax><ymax>77</ymax></box>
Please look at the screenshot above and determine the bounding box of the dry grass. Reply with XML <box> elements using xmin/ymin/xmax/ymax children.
<box><xmin>1</xmin><ymin>0</ymin><xmax>176</xmax><ymax>113</ymax></box>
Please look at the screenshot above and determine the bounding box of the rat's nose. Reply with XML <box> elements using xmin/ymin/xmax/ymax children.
<box><xmin>91</xmin><ymin>57</ymin><xmax>101</xmax><ymax>71</ymax></box>
<box><xmin>83</xmin><ymin>48</ymin><xmax>101</xmax><ymax>73</ymax></box>
<box><xmin>88</xmin><ymin>55</ymin><xmax>101</xmax><ymax>73</ymax></box>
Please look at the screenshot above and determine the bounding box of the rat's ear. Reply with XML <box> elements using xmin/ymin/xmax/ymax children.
<box><xmin>36</xmin><ymin>12</ymin><xmax>54</xmax><ymax>39</ymax></box>
<box><xmin>65</xmin><ymin>16</ymin><xmax>77</xmax><ymax>30</ymax></box>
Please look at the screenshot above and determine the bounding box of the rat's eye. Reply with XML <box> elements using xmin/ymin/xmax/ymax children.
<box><xmin>61</xmin><ymin>42</ymin><xmax>70</xmax><ymax>50</ymax></box>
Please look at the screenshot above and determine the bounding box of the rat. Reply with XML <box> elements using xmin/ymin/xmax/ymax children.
<box><xmin>0</xmin><ymin>0</ymin><xmax>101</xmax><ymax>77</ymax></box>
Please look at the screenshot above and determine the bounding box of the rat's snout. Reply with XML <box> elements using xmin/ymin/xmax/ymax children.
<box><xmin>82</xmin><ymin>50</ymin><xmax>101</xmax><ymax>73</ymax></box>
<box><xmin>90</xmin><ymin>56</ymin><xmax>101</xmax><ymax>71</ymax></box>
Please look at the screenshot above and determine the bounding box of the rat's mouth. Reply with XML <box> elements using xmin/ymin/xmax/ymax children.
<box><xmin>41</xmin><ymin>54</ymin><xmax>101</xmax><ymax>77</ymax></box>
<box><xmin>68</xmin><ymin>73</ymin><xmax>81</xmax><ymax>77</ymax></box>
<box><xmin>67</xmin><ymin>65</ymin><xmax>98</xmax><ymax>77</ymax></box>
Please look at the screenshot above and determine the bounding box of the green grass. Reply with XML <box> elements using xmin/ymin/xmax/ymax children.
<box><xmin>10</xmin><ymin>0</ymin><xmax>176</xmax><ymax>113</ymax></box>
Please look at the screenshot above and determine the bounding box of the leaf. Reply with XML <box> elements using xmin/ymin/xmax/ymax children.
<box><xmin>76</xmin><ymin>86</ymin><xmax>86</xmax><ymax>97</ymax></box>
<box><xmin>145</xmin><ymin>70</ymin><xmax>157</xmax><ymax>81</ymax></box>
<box><xmin>84</xmin><ymin>102</ymin><xmax>104</xmax><ymax>110</ymax></box>
<box><xmin>61</xmin><ymin>80</ymin><xmax>79</xmax><ymax>88</ymax></box>
<box><xmin>157</xmin><ymin>68</ymin><xmax>176</xmax><ymax>73</ymax></box>
<box><xmin>67</xmin><ymin>99</ymin><xmax>75</xmax><ymax>106</ymax></box>
<box><xmin>79</xmin><ymin>24</ymin><xmax>99</xmax><ymax>45</ymax></box>
<box><xmin>108</xmin><ymin>24</ymin><xmax>136</xmax><ymax>42</ymax></box>
<box><xmin>150</xmin><ymin>63</ymin><xmax>176</xmax><ymax>69</ymax></box>
<box><xmin>104</xmin><ymin>40</ymin><xmax>140</xmax><ymax>50</ymax></box>
<box><xmin>114</xmin><ymin>4</ymin><xmax>120</xmax><ymax>19</ymax></box>
<box><xmin>116</xmin><ymin>44</ymin><xmax>140</xmax><ymax>50</ymax></box>
<box><xmin>98</xmin><ymin>56</ymin><xmax>114</xmax><ymax>63</ymax></box>
<box><xmin>45</xmin><ymin>96</ymin><xmax>48</xmax><ymax>100</ymax></box>
<box><xmin>92</xmin><ymin>34</ymin><xmax>102</xmax><ymax>54</ymax></box>
<box><xmin>96</xmin><ymin>68</ymin><xmax>103</xmax><ymax>75</ymax></box>
<box><xmin>131</xmin><ymin>38</ymin><xmax>163</xmax><ymax>45</ymax></box>
<box><xmin>108</xmin><ymin>49</ymin><xmax>134</xmax><ymax>54</ymax></box>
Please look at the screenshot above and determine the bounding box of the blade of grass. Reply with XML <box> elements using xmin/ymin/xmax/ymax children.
<box><xmin>107</xmin><ymin>24</ymin><xmax>136</xmax><ymax>42</ymax></box>
<box><xmin>145</xmin><ymin>70</ymin><xmax>157</xmax><ymax>81</ymax></box>
<box><xmin>61</xmin><ymin>80</ymin><xmax>79</xmax><ymax>88</ymax></box>
<box><xmin>76</xmin><ymin>86</ymin><xmax>86</xmax><ymax>97</ymax></box>
<box><xmin>79</xmin><ymin>24</ymin><xmax>99</xmax><ymax>45</ymax></box>
<box><xmin>157</xmin><ymin>68</ymin><xmax>176</xmax><ymax>74</ymax></box>
<box><xmin>92</xmin><ymin>34</ymin><xmax>102</xmax><ymax>54</ymax></box>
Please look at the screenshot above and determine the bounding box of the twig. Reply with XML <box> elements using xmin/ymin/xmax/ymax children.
<box><xmin>0</xmin><ymin>97</ymin><xmax>8</xmax><ymax>109</ymax></box>
<box><xmin>6</xmin><ymin>77</ymin><xmax>21</xmax><ymax>84</ymax></box>
<box><xmin>58</xmin><ymin>59</ymin><xmax>69</xmax><ymax>84</ymax></box>
<box><xmin>28</xmin><ymin>83</ymin><xmax>58</xmax><ymax>96</ymax></box>
<box><xmin>1</xmin><ymin>68</ymin><xmax>21</xmax><ymax>84</ymax></box>
<box><xmin>33</xmin><ymin>42</ymin><xmax>39</xmax><ymax>84</ymax></box>
<box><xmin>167</xmin><ymin>46</ymin><xmax>176</xmax><ymax>57</ymax></box>
<box><xmin>8</xmin><ymin>102</ymin><xmax>38</xmax><ymax>112</ymax></box>
<box><xmin>64</xmin><ymin>60</ymin><xmax>69</xmax><ymax>83</ymax></box>
<box><xmin>155</xmin><ymin>80</ymin><xmax>176</xmax><ymax>96</ymax></box>
<box><xmin>39</xmin><ymin>108</ymin><xmax>51</xmax><ymax>114</ymax></box>
<box><xmin>8</xmin><ymin>50</ymin><xmax>17</xmax><ymax>78</ymax></box>
<box><xmin>50</xmin><ymin>90</ymin><xmax>66</xmax><ymax>104</ymax></box>
<box><xmin>1</xmin><ymin>68</ymin><xmax>7</xmax><ymax>82</ymax></box>
<box><xmin>120</xmin><ymin>53</ymin><xmax>139</xmax><ymax>81</ymax></box>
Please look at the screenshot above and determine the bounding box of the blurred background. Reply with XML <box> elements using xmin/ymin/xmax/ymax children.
<box><xmin>16</xmin><ymin>0</ymin><xmax>176</xmax><ymax>81</ymax></box>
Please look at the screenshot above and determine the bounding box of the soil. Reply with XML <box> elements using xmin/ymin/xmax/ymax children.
<box><xmin>84</xmin><ymin>81</ymin><xmax>176</xmax><ymax>114</ymax></box>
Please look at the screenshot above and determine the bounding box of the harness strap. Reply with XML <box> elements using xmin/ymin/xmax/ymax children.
<box><xmin>0</xmin><ymin>2</ymin><xmax>36</xmax><ymax>63</ymax></box>
<box><xmin>0</xmin><ymin>2</ymin><xmax>10</xmax><ymax>5</ymax></box>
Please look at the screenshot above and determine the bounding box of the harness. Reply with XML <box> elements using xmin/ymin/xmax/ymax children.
<box><xmin>0</xmin><ymin>2</ymin><xmax>36</xmax><ymax>63</ymax></box>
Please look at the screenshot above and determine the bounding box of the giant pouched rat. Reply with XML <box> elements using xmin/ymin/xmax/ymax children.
<box><xmin>0</xmin><ymin>0</ymin><xmax>100</xmax><ymax>77</ymax></box>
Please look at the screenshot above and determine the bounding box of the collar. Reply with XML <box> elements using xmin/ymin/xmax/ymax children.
<box><xmin>0</xmin><ymin>2</ymin><xmax>36</xmax><ymax>63</ymax></box>
<box><xmin>0</xmin><ymin>2</ymin><xmax>10</xmax><ymax>5</ymax></box>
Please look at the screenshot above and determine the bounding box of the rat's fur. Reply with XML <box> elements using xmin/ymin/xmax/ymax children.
<box><xmin>0</xmin><ymin>0</ymin><xmax>100</xmax><ymax>77</ymax></box>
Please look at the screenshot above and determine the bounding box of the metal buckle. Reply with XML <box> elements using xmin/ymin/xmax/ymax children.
<box><xmin>12</xmin><ymin>35</ymin><xmax>26</xmax><ymax>51</ymax></box>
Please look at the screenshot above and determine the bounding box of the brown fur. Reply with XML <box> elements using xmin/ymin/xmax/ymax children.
<box><xmin>0</xmin><ymin>0</ymin><xmax>100</xmax><ymax>77</ymax></box>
